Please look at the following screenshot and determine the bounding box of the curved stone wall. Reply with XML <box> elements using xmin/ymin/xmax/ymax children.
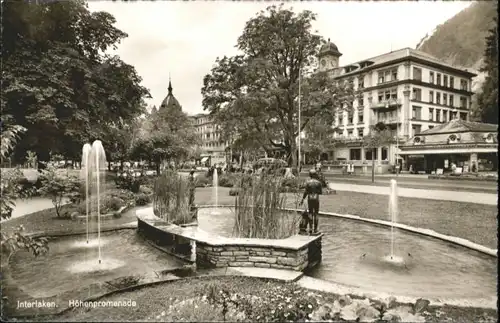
<box><xmin>136</xmin><ymin>207</ymin><xmax>322</xmax><ymax>272</ymax></box>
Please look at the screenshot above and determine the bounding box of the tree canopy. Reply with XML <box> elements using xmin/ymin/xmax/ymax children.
<box><xmin>1</xmin><ymin>0</ymin><xmax>150</xmax><ymax>163</ymax></box>
<box><xmin>201</xmin><ymin>5</ymin><xmax>354</xmax><ymax>167</ymax></box>
<box><xmin>130</xmin><ymin>107</ymin><xmax>199</xmax><ymax>172</ymax></box>
<box><xmin>476</xmin><ymin>16</ymin><xmax>498</xmax><ymax>124</ymax></box>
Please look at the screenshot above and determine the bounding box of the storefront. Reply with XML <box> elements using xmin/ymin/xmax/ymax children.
<box><xmin>399</xmin><ymin>120</ymin><xmax>497</xmax><ymax>174</ymax></box>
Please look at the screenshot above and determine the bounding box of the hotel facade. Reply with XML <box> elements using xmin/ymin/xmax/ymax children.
<box><xmin>315</xmin><ymin>41</ymin><xmax>477</xmax><ymax>173</ymax></box>
<box><xmin>189</xmin><ymin>113</ymin><xmax>228</xmax><ymax>166</ymax></box>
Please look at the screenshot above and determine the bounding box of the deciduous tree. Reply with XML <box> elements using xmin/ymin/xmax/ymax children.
<box><xmin>1</xmin><ymin>0</ymin><xmax>149</xmax><ymax>163</ymax></box>
<box><xmin>363</xmin><ymin>122</ymin><xmax>394</xmax><ymax>183</ymax></box>
<box><xmin>202</xmin><ymin>5</ymin><xmax>354</xmax><ymax>168</ymax></box>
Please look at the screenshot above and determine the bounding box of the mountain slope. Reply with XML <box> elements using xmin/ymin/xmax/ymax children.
<box><xmin>417</xmin><ymin>1</ymin><xmax>497</xmax><ymax>121</ymax></box>
<box><xmin>417</xmin><ymin>1</ymin><xmax>497</xmax><ymax>71</ymax></box>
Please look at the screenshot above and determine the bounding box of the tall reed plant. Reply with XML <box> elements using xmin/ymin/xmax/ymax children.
<box><xmin>153</xmin><ymin>171</ymin><xmax>192</xmax><ymax>225</ymax></box>
<box><xmin>233</xmin><ymin>175</ymin><xmax>299</xmax><ymax>239</ymax></box>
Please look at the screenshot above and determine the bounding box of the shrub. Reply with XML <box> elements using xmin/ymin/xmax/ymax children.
<box><xmin>38</xmin><ymin>166</ymin><xmax>81</xmax><ymax>218</ymax></box>
<box><xmin>153</xmin><ymin>171</ymin><xmax>193</xmax><ymax>225</ymax></box>
<box><xmin>233</xmin><ymin>176</ymin><xmax>298</xmax><ymax>239</ymax></box>
<box><xmin>139</xmin><ymin>185</ymin><xmax>153</xmax><ymax>195</ymax></box>
<box><xmin>115</xmin><ymin>169</ymin><xmax>144</xmax><ymax>193</ymax></box>
<box><xmin>77</xmin><ymin>194</ymin><xmax>125</xmax><ymax>215</ymax></box>
<box><xmin>194</xmin><ymin>173</ymin><xmax>211</xmax><ymax>187</ymax></box>
<box><xmin>218</xmin><ymin>173</ymin><xmax>240</xmax><ymax>188</ymax></box>
<box><xmin>135</xmin><ymin>193</ymin><xmax>151</xmax><ymax>206</ymax></box>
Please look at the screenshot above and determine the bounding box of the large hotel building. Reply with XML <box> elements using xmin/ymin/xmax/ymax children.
<box><xmin>315</xmin><ymin>40</ymin><xmax>479</xmax><ymax>172</ymax></box>
<box><xmin>185</xmin><ymin>40</ymin><xmax>495</xmax><ymax>173</ymax></box>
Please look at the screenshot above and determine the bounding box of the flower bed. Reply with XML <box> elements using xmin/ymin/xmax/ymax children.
<box><xmin>47</xmin><ymin>276</ymin><xmax>498</xmax><ymax>322</ymax></box>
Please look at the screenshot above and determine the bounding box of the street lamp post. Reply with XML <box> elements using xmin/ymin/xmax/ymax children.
<box><xmin>298</xmin><ymin>68</ymin><xmax>302</xmax><ymax>172</ymax></box>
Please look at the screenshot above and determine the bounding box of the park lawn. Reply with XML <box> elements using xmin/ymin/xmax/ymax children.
<box><xmin>195</xmin><ymin>187</ymin><xmax>498</xmax><ymax>249</ymax></box>
<box><xmin>42</xmin><ymin>276</ymin><xmax>497</xmax><ymax>322</ymax></box>
<box><xmin>1</xmin><ymin>203</ymin><xmax>139</xmax><ymax>237</ymax></box>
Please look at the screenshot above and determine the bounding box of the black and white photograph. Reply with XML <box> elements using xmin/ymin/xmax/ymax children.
<box><xmin>1</xmin><ymin>0</ymin><xmax>498</xmax><ymax>321</ymax></box>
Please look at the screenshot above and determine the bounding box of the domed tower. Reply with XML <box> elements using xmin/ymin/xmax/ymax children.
<box><xmin>160</xmin><ymin>75</ymin><xmax>182</xmax><ymax>112</ymax></box>
<box><xmin>318</xmin><ymin>38</ymin><xmax>342</xmax><ymax>72</ymax></box>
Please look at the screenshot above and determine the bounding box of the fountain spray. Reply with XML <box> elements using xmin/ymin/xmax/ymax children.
<box><xmin>213</xmin><ymin>167</ymin><xmax>218</xmax><ymax>208</ymax></box>
<box><xmin>81</xmin><ymin>144</ymin><xmax>91</xmax><ymax>244</ymax></box>
<box><xmin>90</xmin><ymin>140</ymin><xmax>106</xmax><ymax>265</ymax></box>
<box><xmin>389</xmin><ymin>179</ymin><xmax>398</xmax><ymax>259</ymax></box>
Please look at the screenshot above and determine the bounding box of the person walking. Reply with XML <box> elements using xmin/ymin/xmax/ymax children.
<box><xmin>299</xmin><ymin>169</ymin><xmax>323</xmax><ymax>234</ymax></box>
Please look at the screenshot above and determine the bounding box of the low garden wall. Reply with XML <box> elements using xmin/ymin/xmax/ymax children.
<box><xmin>136</xmin><ymin>207</ymin><xmax>322</xmax><ymax>272</ymax></box>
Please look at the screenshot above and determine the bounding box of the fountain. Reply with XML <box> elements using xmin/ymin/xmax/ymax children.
<box><xmin>76</xmin><ymin>141</ymin><xmax>108</xmax><ymax>260</ymax></box>
<box><xmin>382</xmin><ymin>179</ymin><xmax>404</xmax><ymax>264</ymax></box>
<box><xmin>89</xmin><ymin>140</ymin><xmax>107</xmax><ymax>264</ymax></box>
<box><xmin>213</xmin><ymin>167</ymin><xmax>218</xmax><ymax>208</ymax></box>
<box><xmin>81</xmin><ymin>144</ymin><xmax>91</xmax><ymax>244</ymax></box>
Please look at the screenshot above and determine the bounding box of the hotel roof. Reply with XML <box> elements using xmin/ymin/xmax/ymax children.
<box><xmin>419</xmin><ymin>119</ymin><xmax>498</xmax><ymax>135</ymax></box>
<box><xmin>334</xmin><ymin>48</ymin><xmax>477</xmax><ymax>78</ymax></box>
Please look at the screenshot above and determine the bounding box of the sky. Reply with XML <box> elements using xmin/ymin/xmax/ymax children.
<box><xmin>88</xmin><ymin>0</ymin><xmax>472</xmax><ymax>116</ymax></box>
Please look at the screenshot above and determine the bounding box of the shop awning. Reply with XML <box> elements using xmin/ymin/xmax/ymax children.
<box><xmin>200</xmin><ymin>157</ymin><xmax>209</xmax><ymax>163</ymax></box>
<box><xmin>399</xmin><ymin>147</ymin><xmax>497</xmax><ymax>155</ymax></box>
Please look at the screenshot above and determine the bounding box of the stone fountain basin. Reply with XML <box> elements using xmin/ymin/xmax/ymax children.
<box><xmin>195</xmin><ymin>206</ymin><xmax>497</xmax><ymax>301</ymax></box>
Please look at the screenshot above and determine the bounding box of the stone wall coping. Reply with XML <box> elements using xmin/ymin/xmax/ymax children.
<box><xmin>136</xmin><ymin>207</ymin><xmax>322</xmax><ymax>250</ymax></box>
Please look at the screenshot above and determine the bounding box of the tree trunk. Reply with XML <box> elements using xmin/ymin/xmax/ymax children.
<box><xmin>371</xmin><ymin>148</ymin><xmax>375</xmax><ymax>183</ymax></box>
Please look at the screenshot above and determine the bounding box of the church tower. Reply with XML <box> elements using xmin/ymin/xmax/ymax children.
<box><xmin>159</xmin><ymin>75</ymin><xmax>182</xmax><ymax>112</ymax></box>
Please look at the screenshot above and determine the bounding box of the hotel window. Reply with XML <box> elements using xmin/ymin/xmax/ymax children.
<box><xmin>428</xmin><ymin>91</ymin><xmax>434</xmax><ymax>103</ymax></box>
<box><xmin>391</xmin><ymin>68</ymin><xmax>398</xmax><ymax>81</ymax></box>
<box><xmin>358</xmin><ymin>128</ymin><xmax>364</xmax><ymax>137</ymax></box>
<box><xmin>358</xmin><ymin>77</ymin><xmax>364</xmax><ymax>89</ymax></box>
<box><xmin>460</xmin><ymin>79</ymin><xmax>468</xmax><ymax>91</ymax></box>
<box><xmin>413</xmin><ymin>67</ymin><xmax>422</xmax><ymax>81</ymax></box>
<box><xmin>429</xmin><ymin>71</ymin><xmax>435</xmax><ymax>84</ymax></box>
<box><xmin>449</xmin><ymin>76</ymin><xmax>455</xmax><ymax>89</ymax></box>
<box><xmin>443</xmin><ymin>110</ymin><xmax>448</xmax><ymax>122</ymax></box>
<box><xmin>348</xmin><ymin>113</ymin><xmax>354</xmax><ymax>124</ymax></box>
<box><xmin>460</xmin><ymin>96</ymin><xmax>467</xmax><ymax>109</ymax></box>
<box><xmin>460</xmin><ymin>112</ymin><xmax>468</xmax><ymax>121</ymax></box>
<box><xmin>378</xmin><ymin>72</ymin><xmax>385</xmax><ymax>84</ymax></box>
<box><xmin>443</xmin><ymin>75</ymin><xmax>448</xmax><ymax>87</ymax></box>
<box><xmin>428</xmin><ymin>108</ymin><xmax>434</xmax><ymax>121</ymax></box>
<box><xmin>436</xmin><ymin>92</ymin><xmax>441</xmax><ymax>105</ymax></box>
<box><xmin>412</xmin><ymin>125</ymin><xmax>422</xmax><ymax>135</ymax></box>
<box><xmin>412</xmin><ymin>106</ymin><xmax>422</xmax><ymax>120</ymax></box>
<box><xmin>412</xmin><ymin>88</ymin><xmax>422</xmax><ymax>101</ymax></box>
<box><xmin>378</xmin><ymin>88</ymin><xmax>397</xmax><ymax>102</ymax></box>
<box><xmin>443</xmin><ymin>93</ymin><xmax>447</xmax><ymax>105</ymax></box>
<box><xmin>359</xmin><ymin>97</ymin><xmax>364</xmax><ymax>106</ymax></box>
<box><xmin>347</xmin><ymin>130</ymin><xmax>353</xmax><ymax>137</ymax></box>
<box><xmin>452</xmin><ymin>111</ymin><xmax>457</xmax><ymax>119</ymax></box>
<box><xmin>449</xmin><ymin>95</ymin><xmax>454</xmax><ymax>107</ymax></box>
<box><xmin>436</xmin><ymin>109</ymin><xmax>441</xmax><ymax>122</ymax></box>
<box><xmin>358</xmin><ymin>111</ymin><xmax>364</xmax><ymax>123</ymax></box>
<box><xmin>436</xmin><ymin>73</ymin><xmax>441</xmax><ymax>86</ymax></box>
<box><xmin>350</xmin><ymin>148</ymin><xmax>361</xmax><ymax>160</ymax></box>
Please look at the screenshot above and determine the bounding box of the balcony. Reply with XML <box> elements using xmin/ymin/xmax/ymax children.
<box><xmin>370</xmin><ymin>98</ymin><xmax>402</xmax><ymax>110</ymax></box>
<box><xmin>372</xmin><ymin>116</ymin><xmax>401</xmax><ymax>125</ymax></box>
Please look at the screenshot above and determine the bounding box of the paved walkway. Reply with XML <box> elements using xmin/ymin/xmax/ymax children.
<box><xmin>329</xmin><ymin>183</ymin><xmax>497</xmax><ymax>205</ymax></box>
<box><xmin>1</xmin><ymin>197</ymin><xmax>70</xmax><ymax>222</ymax></box>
